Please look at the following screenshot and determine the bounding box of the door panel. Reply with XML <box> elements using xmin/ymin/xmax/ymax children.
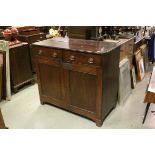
<box><xmin>68</xmin><ymin>70</ymin><xmax>97</xmax><ymax>113</ymax></box>
<box><xmin>39</xmin><ymin>63</ymin><xmax>63</xmax><ymax>99</ymax></box>
<box><xmin>36</xmin><ymin>57</ymin><xmax>66</xmax><ymax>105</ymax></box>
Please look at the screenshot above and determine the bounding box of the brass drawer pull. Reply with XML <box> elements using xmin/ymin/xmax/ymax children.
<box><xmin>52</xmin><ymin>52</ymin><xmax>57</xmax><ymax>58</ymax></box>
<box><xmin>88</xmin><ymin>58</ymin><xmax>94</xmax><ymax>64</ymax></box>
<box><xmin>40</xmin><ymin>36</ymin><xmax>43</xmax><ymax>39</ymax></box>
<box><xmin>69</xmin><ymin>55</ymin><xmax>75</xmax><ymax>61</ymax></box>
<box><xmin>38</xmin><ymin>50</ymin><xmax>42</xmax><ymax>55</ymax></box>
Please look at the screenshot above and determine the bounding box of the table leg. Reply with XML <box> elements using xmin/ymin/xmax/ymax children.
<box><xmin>143</xmin><ymin>103</ymin><xmax>151</xmax><ymax>124</ymax></box>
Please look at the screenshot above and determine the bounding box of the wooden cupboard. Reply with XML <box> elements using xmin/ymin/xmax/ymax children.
<box><xmin>31</xmin><ymin>38</ymin><xmax>121</xmax><ymax>126</ymax></box>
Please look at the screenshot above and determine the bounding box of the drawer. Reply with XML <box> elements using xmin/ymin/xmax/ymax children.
<box><xmin>28</xmin><ymin>34</ymin><xmax>46</xmax><ymax>44</ymax></box>
<box><xmin>32</xmin><ymin>47</ymin><xmax>62</xmax><ymax>59</ymax></box>
<box><xmin>63</xmin><ymin>51</ymin><xmax>102</xmax><ymax>66</ymax></box>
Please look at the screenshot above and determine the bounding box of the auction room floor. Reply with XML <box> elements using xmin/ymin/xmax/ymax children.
<box><xmin>0</xmin><ymin>71</ymin><xmax>155</xmax><ymax>129</ymax></box>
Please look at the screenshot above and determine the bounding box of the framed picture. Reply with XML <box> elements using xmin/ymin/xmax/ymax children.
<box><xmin>136</xmin><ymin>58</ymin><xmax>145</xmax><ymax>81</ymax></box>
<box><xmin>135</xmin><ymin>49</ymin><xmax>145</xmax><ymax>81</ymax></box>
<box><xmin>139</xmin><ymin>58</ymin><xmax>145</xmax><ymax>80</ymax></box>
<box><xmin>131</xmin><ymin>66</ymin><xmax>136</xmax><ymax>88</ymax></box>
<box><xmin>140</xmin><ymin>44</ymin><xmax>148</xmax><ymax>72</ymax></box>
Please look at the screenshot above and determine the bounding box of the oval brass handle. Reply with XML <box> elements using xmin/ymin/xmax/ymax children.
<box><xmin>69</xmin><ymin>55</ymin><xmax>75</xmax><ymax>61</ymax></box>
<box><xmin>40</xmin><ymin>36</ymin><xmax>43</xmax><ymax>39</ymax></box>
<box><xmin>52</xmin><ymin>52</ymin><xmax>57</xmax><ymax>58</ymax></box>
<box><xmin>38</xmin><ymin>50</ymin><xmax>42</xmax><ymax>55</ymax></box>
<box><xmin>88</xmin><ymin>58</ymin><xmax>94</xmax><ymax>64</ymax></box>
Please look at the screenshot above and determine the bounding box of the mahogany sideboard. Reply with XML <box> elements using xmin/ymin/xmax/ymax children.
<box><xmin>31</xmin><ymin>38</ymin><xmax>125</xmax><ymax>126</ymax></box>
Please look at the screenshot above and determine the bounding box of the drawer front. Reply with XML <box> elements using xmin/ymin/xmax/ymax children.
<box><xmin>29</xmin><ymin>34</ymin><xmax>46</xmax><ymax>44</ymax></box>
<box><xmin>32</xmin><ymin>47</ymin><xmax>62</xmax><ymax>59</ymax></box>
<box><xmin>63</xmin><ymin>51</ymin><xmax>102</xmax><ymax>66</ymax></box>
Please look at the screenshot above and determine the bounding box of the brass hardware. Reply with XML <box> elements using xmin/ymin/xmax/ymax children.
<box><xmin>38</xmin><ymin>50</ymin><xmax>42</xmax><ymax>55</ymax></box>
<box><xmin>88</xmin><ymin>58</ymin><xmax>94</xmax><ymax>64</ymax></box>
<box><xmin>36</xmin><ymin>40</ymin><xmax>40</xmax><ymax>42</ymax></box>
<box><xmin>52</xmin><ymin>52</ymin><xmax>57</xmax><ymax>58</ymax></box>
<box><xmin>70</xmin><ymin>55</ymin><xmax>75</xmax><ymax>61</ymax></box>
<box><xmin>40</xmin><ymin>36</ymin><xmax>43</xmax><ymax>39</ymax></box>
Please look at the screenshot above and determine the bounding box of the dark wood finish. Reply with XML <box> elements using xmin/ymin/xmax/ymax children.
<box><xmin>17</xmin><ymin>33</ymin><xmax>46</xmax><ymax>73</ymax></box>
<box><xmin>0</xmin><ymin>52</ymin><xmax>6</xmax><ymax>99</ymax></box>
<box><xmin>31</xmin><ymin>38</ymin><xmax>122</xmax><ymax>126</ymax></box>
<box><xmin>0</xmin><ymin>109</ymin><xmax>7</xmax><ymax>129</ymax></box>
<box><xmin>17</xmin><ymin>26</ymin><xmax>40</xmax><ymax>35</ymax></box>
<box><xmin>9</xmin><ymin>43</ymin><xmax>34</xmax><ymax>92</ymax></box>
<box><xmin>35</xmin><ymin>26</ymin><xmax>51</xmax><ymax>34</ymax></box>
<box><xmin>18</xmin><ymin>33</ymin><xmax>46</xmax><ymax>44</ymax></box>
<box><xmin>32</xmin><ymin>38</ymin><xmax>127</xmax><ymax>54</ymax></box>
<box><xmin>36</xmin><ymin>56</ymin><xmax>67</xmax><ymax>108</ymax></box>
<box><xmin>63</xmin><ymin>51</ymin><xmax>102</xmax><ymax>66</ymax></box>
<box><xmin>68</xmin><ymin>26</ymin><xmax>97</xmax><ymax>40</ymax></box>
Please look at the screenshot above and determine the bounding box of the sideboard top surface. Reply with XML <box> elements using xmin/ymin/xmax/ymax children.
<box><xmin>32</xmin><ymin>37</ymin><xmax>134</xmax><ymax>54</ymax></box>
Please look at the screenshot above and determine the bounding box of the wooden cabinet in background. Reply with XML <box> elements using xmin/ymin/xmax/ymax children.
<box><xmin>18</xmin><ymin>31</ymin><xmax>46</xmax><ymax>72</ymax></box>
<box><xmin>9</xmin><ymin>43</ymin><xmax>34</xmax><ymax>92</ymax></box>
<box><xmin>18</xmin><ymin>33</ymin><xmax>46</xmax><ymax>44</ymax></box>
<box><xmin>31</xmin><ymin>38</ymin><xmax>121</xmax><ymax>126</ymax></box>
<box><xmin>68</xmin><ymin>26</ymin><xmax>97</xmax><ymax>40</ymax></box>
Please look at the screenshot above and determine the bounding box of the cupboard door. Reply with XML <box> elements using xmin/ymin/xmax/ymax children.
<box><xmin>69</xmin><ymin>70</ymin><xmax>97</xmax><ymax>112</ymax></box>
<box><xmin>64</xmin><ymin>63</ymin><xmax>102</xmax><ymax>120</ymax></box>
<box><xmin>36</xmin><ymin>57</ymin><xmax>67</xmax><ymax>107</ymax></box>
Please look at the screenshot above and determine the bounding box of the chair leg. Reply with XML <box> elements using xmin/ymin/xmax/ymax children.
<box><xmin>143</xmin><ymin>103</ymin><xmax>151</xmax><ymax>124</ymax></box>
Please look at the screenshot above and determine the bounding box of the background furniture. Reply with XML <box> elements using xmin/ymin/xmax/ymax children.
<box><xmin>9</xmin><ymin>43</ymin><xmax>34</xmax><ymax>93</ymax></box>
<box><xmin>143</xmin><ymin>67</ymin><xmax>155</xmax><ymax>124</ymax></box>
<box><xmin>68</xmin><ymin>26</ymin><xmax>97</xmax><ymax>40</ymax></box>
<box><xmin>0</xmin><ymin>40</ymin><xmax>11</xmax><ymax>100</ymax></box>
<box><xmin>17</xmin><ymin>26</ymin><xmax>46</xmax><ymax>73</ymax></box>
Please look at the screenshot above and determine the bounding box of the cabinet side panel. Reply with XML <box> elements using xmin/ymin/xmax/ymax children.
<box><xmin>10</xmin><ymin>45</ymin><xmax>33</xmax><ymax>86</ymax></box>
<box><xmin>102</xmin><ymin>47</ymin><xmax>120</xmax><ymax>119</ymax></box>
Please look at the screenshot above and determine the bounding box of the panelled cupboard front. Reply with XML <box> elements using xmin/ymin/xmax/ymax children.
<box><xmin>31</xmin><ymin>40</ymin><xmax>120</xmax><ymax>126</ymax></box>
